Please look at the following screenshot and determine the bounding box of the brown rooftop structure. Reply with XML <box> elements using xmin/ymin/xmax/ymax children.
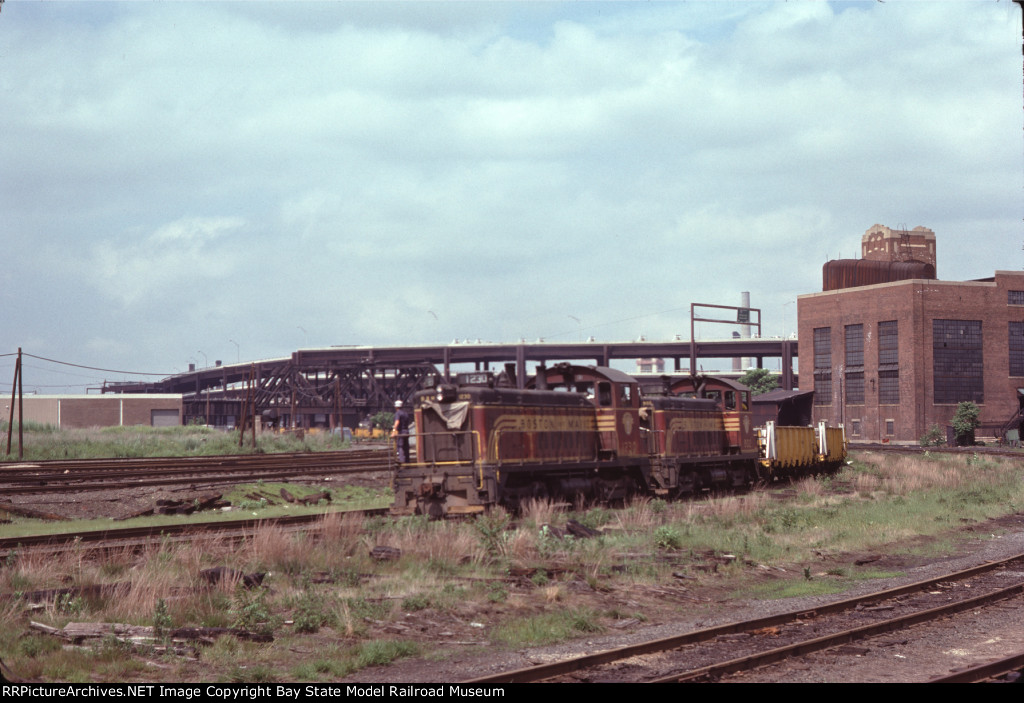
<box><xmin>799</xmin><ymin>225</ymin><xmax>1024</xmax><ymax>443</ymax></box>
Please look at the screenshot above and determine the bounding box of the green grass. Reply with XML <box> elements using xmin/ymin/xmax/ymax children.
<box><xmin>0</xmin><ymin>424</ymin><xmax>353</xmax><ymax>462</ymax></box>
<box><xmin>491</xmin><ymin>608</ymin><xmax>605</xmax><ymax>646</ymax></box>
<box><xmin>732</xmin><ymin>565</ymin><xmax>907</xmax><ymax>601</ymax></box>
<box><xmin>0</xmin><ymin>505</ymin><xmax>369</xmax><ymax>541</ymax></box>
<box><xmin>737</xmin><ymin>578</ymin><xmax>851</xmax><ymax>600</ymax></box>
<box><xmin>0</xmin><ymin>482</ymin><xmax>390</xmax><ymax>540</ymax></box>
<box><xmin>288</xmin><ymin>640</ymin><xmax>421</xmax><ymax>681</ymax></box>
<box><xmin>225</xmin><ymin>482</ymin><xmax>388</xmax><ymax>511</ymax></box>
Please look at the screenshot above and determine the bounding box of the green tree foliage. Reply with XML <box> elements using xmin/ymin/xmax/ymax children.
<box><xmin>919</xmin><ymin>424</ymin><xmax>946</xmax><ymax>447</ymax></box>
<box><xmin>369</xmin><ymin>411</ymin><xmax>394</xmax><ymax>430</ymax></box>
<box><xmin>737</xmin><ymin>368</ymin><xmax>779</xmax><ymax>396</ymax></box>
<box><xmin>951</xmin><ymin>401</ymin><xmax>981</xmax><ymax>446</ymax></box>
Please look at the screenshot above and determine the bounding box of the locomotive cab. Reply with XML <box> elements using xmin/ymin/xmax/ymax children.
<box><xmin>670</xmin><ymin>376</ymin><xmax>757</xmax><ymax>455</ymax></box>
<box><xmin>530</xmin><ymin>364</ymin><xmax>644</xmax><ymax>460</ymax></box>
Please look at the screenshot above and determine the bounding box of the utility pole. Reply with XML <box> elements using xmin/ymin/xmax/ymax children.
<box><xmin>5</xmin><ymin>348</ymin><xmax>23</xmax><ymax>459</ymax></box>
<box><xmin>1015</xmin><ymin>2</ymin><xmax>1024</xmax><ymax>261</ymax></box>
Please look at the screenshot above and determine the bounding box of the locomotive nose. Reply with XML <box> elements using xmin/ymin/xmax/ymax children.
<box><xmin>418</xmin><ymin>481</ymin><xmax>444</xmax><ymax>497</ymax></box>
<box><xmin>417</xmin><ymin>481</ymin><xmax>447</xmax><ymax>519</ymax></box>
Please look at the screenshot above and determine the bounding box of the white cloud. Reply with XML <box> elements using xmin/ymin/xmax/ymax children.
<box><xmin>89</xmin><ymin>216</ymin><xmax>245</xmax><ymax>307</ymax></box>
<box><xmin>1</xmin><ymin>1</ymin><xmax>1021</xmax><ymax>389</ymax></box>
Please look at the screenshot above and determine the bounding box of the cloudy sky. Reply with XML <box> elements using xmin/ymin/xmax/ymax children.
<box><xmin>1</xmin><ymin>0</ymin><xmax>1022</xmax><ymax>392</ymax></box>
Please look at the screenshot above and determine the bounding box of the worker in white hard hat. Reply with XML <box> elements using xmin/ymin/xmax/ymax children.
<box><xmin>391</xmin><ymin>400</ymin><xmax>411</xmax><ymax>463</ymax></box>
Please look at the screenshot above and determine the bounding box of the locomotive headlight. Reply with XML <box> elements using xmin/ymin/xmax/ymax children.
<box><xmin>436</xmin><ymin>384</ymin><xmax>457</xmax><ymax>403</ymax></box>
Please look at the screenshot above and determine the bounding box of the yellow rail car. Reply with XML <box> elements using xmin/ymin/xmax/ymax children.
<box><xmin>758</xmin><ymin>421</ymin><xmax>847</xmax><ymax>478</ymax></box>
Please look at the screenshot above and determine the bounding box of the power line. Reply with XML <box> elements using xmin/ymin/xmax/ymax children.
<box><xmin>19</xmin><ymin>353</ymin><xmax>168</xmax><ymax>377</ymax></box>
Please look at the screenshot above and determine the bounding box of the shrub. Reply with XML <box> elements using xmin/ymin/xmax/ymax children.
<box><xmin>486</xmin><ymin>582</ymin><xmax>508</xmax><ymax>603</ymax></box>
<box><xmin>293</xmin><ymin>588</ymin><xmax>332</xmax><ymax>634</ymax></box>
<box><xmin>653</xmin><ymin>525</ymin><xmax>683</xmax><ymax>549</ymax></box>
<box><xmin>473</xmin><ymin>511</ymin><xmax>511</xmax><ymax>556</ymax></box>
<box><xmin>231</xmin><ymin>586</ymin><xmax>279</xmax><ymax>637</ymax></box>
<box><xmin>919</xmin><ymin>424</ymin><xmax>945</xmax><ymax>447</ymax></box>
<box><xmin>153</xmin><ymin>598</ymin><xmax>172</xmax><ymax>640</ymax></box>
<box><xmin>401</xmin><ymin>594</ymin><xmax>431</xmax><ymax>612</ymax></box>
<box><xmin>952</xmin><ymin>402</ymin><xmax>981</xmax><ymax>446</ymax></box>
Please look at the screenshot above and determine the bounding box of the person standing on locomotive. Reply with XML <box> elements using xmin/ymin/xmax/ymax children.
<box><xmin>391</xmin><ymin>400</ymin><xmax>412</xmax><ymax>463</ymax></box>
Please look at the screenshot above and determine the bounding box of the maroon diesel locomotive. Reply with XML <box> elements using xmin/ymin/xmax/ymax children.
<box><xmin>391</xmin><ymin>364</ymin><xmax>769</xmax><ymax>518</ymax></box>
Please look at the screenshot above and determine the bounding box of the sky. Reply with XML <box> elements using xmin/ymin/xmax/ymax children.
<box><xmin>1</xmin><ymin>0</ymin><xmax>1022</xmax><ymax>393</ymax></box>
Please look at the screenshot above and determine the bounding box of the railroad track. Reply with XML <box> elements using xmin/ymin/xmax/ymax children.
<box><xmin>0</xmin><ymin>507</ymin><xmax>389</xmax><ymax>557</ymax></box>
<box><xmin>463</xmin><ymin>552</ymin><xmax>1024</xmax><ymax>684</ymax></box>
<box><xmin>2</xmin><ymin>442</ymin><xmax>1003</xmax><ymax>497</ymax></box>
<box><xmin>930</xmin><ymin>651</ymin><xmax>1024</xmax><ymax>683</ymax></box>
<box><xmin>0</xmin><ymin>448</ymin><xmax>393</xmax><ymax>493</ymax></box>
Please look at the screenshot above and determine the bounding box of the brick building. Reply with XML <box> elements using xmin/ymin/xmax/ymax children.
<box><xmin>798</xmin><ymin>225</ymin><xmax>1024</xmax><ymax>443</ymax></box>
<box><xmin>861</xmin><ymin>224</ymin><xmax>936</xmax><ymax>270</ymax></box>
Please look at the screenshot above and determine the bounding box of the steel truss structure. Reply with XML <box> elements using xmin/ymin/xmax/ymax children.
<box><xmin>103</xmin><ymin>339</ymin><xmax>796</xmax><ymax>429</ymax></box>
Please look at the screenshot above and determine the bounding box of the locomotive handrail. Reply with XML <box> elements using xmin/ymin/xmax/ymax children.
<box><xmin>645</xmin><ymin>428</ymin><xmax>665</xmax><ymax>455</ymax></box>
<box><xmin>408</xmin><ymin>430</ymin><xmax>482</xmax><ymax>467</ymax></box>
<box><xmin>490</xmin><ymin>428</ymin><xmax>599</xmax><ymax>467</ymax></box>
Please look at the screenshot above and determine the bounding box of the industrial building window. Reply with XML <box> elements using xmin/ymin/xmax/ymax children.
<box><xmin>1010</xmin><ymin>322</ymin><xmax>1024</xmax><ymax>376</ymax></box>
<box><xmin>1009</xmin><ymin>290</ymin><xmax>1024</xmax><ymax>305</ymax></box>
<box><xmin>844</xmin><ymin>325</ymin><xmax>864</xmax><ymax>405</ymax></box>
<box><xmin>933</xmin><ymin>319</ymin><xmax>983</xmax><ymax>404</ymax></box>
<box><xmin>813</xmin><ymin>327</ymin><xmax>832</xmax><ymax>406</ymax></box>
<box><xmin>885</xmin><ymin>419</ymin><xmax>895</xmax><ymax>436</ymax></box>
<box><xmin>878</xmin><ymin>321</ymin><xmax>899</xmax><ymax>404</ymax></box>
<box><xmin>850</xmin><ymin>418</ymin><xmax>861</xmax><ymax>436</ymax></box>
<box><xmin>846</xmin><ymin>371</ymin><xmax>865</xmax><ymax>404</ymax></box>
<box><xmin>845</xmin><ymin>324</ymin><xmax>864</xmax><ymax>367</ymax></box>
<box><xmin>878</xmin><ymin>370</ymin><xmax>899</xmax><ymax>405</ymax></box>
<box><xmin>878</xmin><ymin>321</ymin><xmax>898</xmax><ymax>364</ymax></box>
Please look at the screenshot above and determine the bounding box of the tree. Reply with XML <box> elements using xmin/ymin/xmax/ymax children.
<box><xmin>369</xmin><ymin>411</ymin><xmax>395</xmax><ymax>431</ymax></box>
<box><xmin>737</xmin><ymin>368</ymin><xmax>779</xmax><ymax>396</ymax></box>
<box><xmin>951</xmin><ymin>401</ymin><xmax>981</xmax><ymax>446</ymax></box>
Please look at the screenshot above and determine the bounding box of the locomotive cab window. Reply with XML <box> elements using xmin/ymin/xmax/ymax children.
<box><xmin>740</xmin><ymin>391</ymin><xmax>750</xmax><ymax>411</ymax></box>
<box><xmin>597</xmin><ymin>382</ymin><xmax>613</xmax><ymax>407</ymax></box>
<box><xmin>703</xmin><ymin>390</ymin><xmax>722</xmax><ymax>408</ymax></box>
<box><xmin>619</xmin><ymin>384</ymin><xmax>637</xmax><ymax>407</ymax></box>
<box><xmin>724</xmin><ymin>391</ymin><xmax>736</xmax><ymax>411</ymax></box>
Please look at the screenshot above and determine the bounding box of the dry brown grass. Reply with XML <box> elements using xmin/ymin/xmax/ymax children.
<box><xmin>105</xmin><ymin>571</ymin><xmax>174</xmax><ymax>623</ymax></box>
<box><xmin>852</xmin><ymin>470</ymin><xmax>881</xmax><ymax>494</ymax></box>
<box><xmin>334</xmin><ymin>598</ymin><xmax>358</xmax><ymax>636</ymax></box>
<box><xmin>502</xmin><ymin>528</ymin><xmax>539</xmax><ymax>564</ymax></box>
<box><xmin>613</xmin><ymin>496</ymin><xmax>664</xmax><ymax>531</ymax></box>
<box><xmin>851</xmin><ymin>451</ymin><xmax>1001</xmax><ymax>497</ymax></box>
<box><xmin>318</xmin><ymin>510</ymin><xmax>367</xmax><ymax>557</ymax></box>
<box><xmin>238</xmin><ymin>522</ymin><xmax>303</xmax><ymax>574</ymax></box>
<box><xmin>882</xmin><ymin>454</ymin><xmax>968</xmax><ymax>493</ymax></box>
<box><xmin>319</xmin><ymin>510</ymin><xmax>365</xmax><ymax>539</ymax></box>
<box><xmin>543</xmin><ymin>585</ymin><xmax>563</xmax><ymax>602</ymax></box>
<box><xmin>521</xmin><ymin>498</ymin><xmax>561</xmax><ymax>527</ymax></box>
<box><xmin>388</xmin><ymin>519</ymin><xmax>483</xmax><ymax>565</ymax></box>
<box><xmin>700</xmin><ymin>493</ymin><xmax>770</xmax><ymax>520</ymax></box>
<box><xmin>794</xmin><ymin>476</ymin><xmax>826</xmax><ymax>497</ymax></box>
